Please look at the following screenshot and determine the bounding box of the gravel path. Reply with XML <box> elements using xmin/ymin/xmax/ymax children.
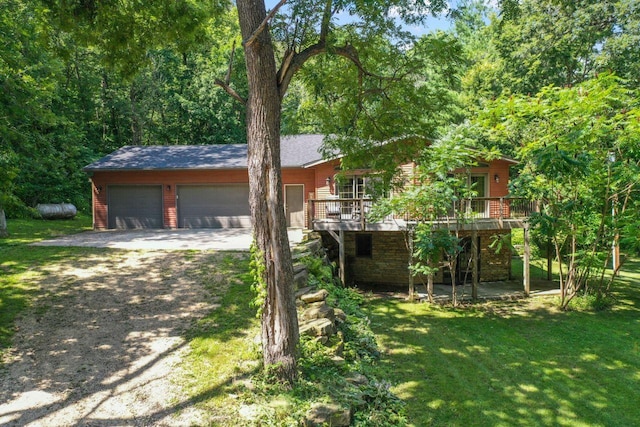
<box><xmin>0</xmin><ymin>250</ymin><xmax>221</xmax><ymax>426</ymax></box>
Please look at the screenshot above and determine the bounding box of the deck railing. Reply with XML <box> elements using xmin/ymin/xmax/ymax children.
<box><xmin>309</xmin><ymin>197</ymin><xmax>536</xmax><ymax>227</ymax></box>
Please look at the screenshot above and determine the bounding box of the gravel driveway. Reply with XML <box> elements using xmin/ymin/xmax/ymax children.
<box><xmin>31</xmin><ymin>228</ymin><xmax>304</xmax><ymax>250</ymax></box>
<box><xmin>0</xmin><ymin>250</ymin><xmax>242</xmax><ymax>426</ymax></box>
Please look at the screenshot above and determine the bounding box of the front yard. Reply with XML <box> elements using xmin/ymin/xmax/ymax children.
<box><xmin>1</xmin><ymin>218</ymin><xmax>639</xmax><ymax>426</ymax></box>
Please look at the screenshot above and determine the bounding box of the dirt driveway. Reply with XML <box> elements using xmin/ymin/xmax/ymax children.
<box><xmin>0</xmin><ymin>250</ymin><xmax>236</xmax><ymax>426</ymax></box>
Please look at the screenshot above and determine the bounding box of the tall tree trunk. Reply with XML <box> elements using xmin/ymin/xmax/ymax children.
<box><xmin>0</xmin><ymin>207</ymin><xmax>8</xmax><ymax>237</ymax></box>
<box><xmin>236</xmin><ymin>0</ymin><xmax>299</xmax><ymax>384</ymax></box>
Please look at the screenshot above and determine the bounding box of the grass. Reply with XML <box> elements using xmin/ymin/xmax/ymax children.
<box><xmin>4</xmin><ymin>217</ymin><xmax>638</xmax><ymax>426</ymax></box>
<box><xmin>0</xmin><ymin>214</ymin><xmax>92</xmax><ymax>246</ymax></box>
<box><xmin>181</xmin><ymin>254</ymin><xmax>408</xmax><ymax>426</ymax></box>
<box><xmin>363</xmin><ymin>259</ymin><xmax>640</xmax><ymax>426</ymax></box>
<box><xmin>0</xmin><ymin>215</ymin><xmax>94</xmax><ymax>349</ymax></box>
<box><xmin>180</xmin><ymin>253</ymin><xmax>262</xmax><ymax>425</ymax></box>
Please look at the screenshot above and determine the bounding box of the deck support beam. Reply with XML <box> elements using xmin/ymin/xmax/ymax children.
<box><xmin>327</xmin><ymin>229</ymin><xmax>345</xmax><ymax>285</ymax></box>
<box><xmin>471</xmin><ymin>228</ymin><xmax>478</xmax><ymax>301</ymax></box>
<box><xmin>427</xmin><ymin>271</ymin><xmax>434</xmax><ymax>303</ymax></box>
<box><xmin>523</xmin><ymin>222</ymin><xmax>531</xmax><ymax>297</ymax></box>
<box><xmin>547</xmin><ymin>239</ymin><xmax>553</xmax><ymax>281</ymax></box>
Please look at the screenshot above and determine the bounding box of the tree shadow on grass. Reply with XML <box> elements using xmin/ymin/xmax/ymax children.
<box><xmin>365</xmin><ymin>274</ymin><xmax>640</xmax><ymax>426</ymax></box>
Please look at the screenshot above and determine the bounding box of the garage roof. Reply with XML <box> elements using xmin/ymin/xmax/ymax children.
<box><xmin>84</xmin><ymin>134</ymin><xmax>329</xmax><ymax>171</ymax></box>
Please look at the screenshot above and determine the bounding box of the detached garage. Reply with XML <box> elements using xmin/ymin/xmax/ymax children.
<box><xmin>83</xmin><ymin>135</ymin><xmax>324</xmax><ymax>230</ymax></box>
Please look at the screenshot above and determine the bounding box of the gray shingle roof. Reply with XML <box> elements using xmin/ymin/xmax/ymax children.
<box><xmin>83</xmin><ymin>135</ymin><xmax>329</xmax><ymax>171</ymax></box>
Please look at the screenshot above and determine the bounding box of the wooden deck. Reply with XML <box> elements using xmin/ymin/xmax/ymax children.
<box><xmin>309</xmin><ymin>197</ymin><xmax>536</xmax><ymax>231</ymax></box>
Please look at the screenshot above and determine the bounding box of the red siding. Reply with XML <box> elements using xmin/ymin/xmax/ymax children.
<box><xmin>91</xmin><ymin>168</ymin><xmax>317</xmax><ymax>229</ymax></box>
<box><xmin>457</xmin><ymin>159</ymin><xmax>511</xmax><ymax>198</ymax></box>
<box><xmin>312</xmin><ymin>160</ymin><xmax>341</xmax><ymax>199</ymax></box>
<box><xmin>89</xmin><ymin>158</ymin><xmax>513</xmax><ymax>229</ymax></box>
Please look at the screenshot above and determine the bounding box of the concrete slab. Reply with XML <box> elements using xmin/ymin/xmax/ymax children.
<box><xmin>362</xmin><ymin>279</ymin><xmax>560</xmax><ymax>303</ymax></box>
<box><xmin>32</xmin><ymin>228</ymin><xmax>304</xmax><ymax>251</ymax></box>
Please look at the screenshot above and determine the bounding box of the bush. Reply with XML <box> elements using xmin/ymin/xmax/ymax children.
<box><xmin>567</xmin><ymin>291</ymin><xmax>616</xmax><ymax>312</ymax></box>
<box><xmin>5</xmin><ymin>198</ymin><xmax>39</xmax><ymax>219</ymax></box>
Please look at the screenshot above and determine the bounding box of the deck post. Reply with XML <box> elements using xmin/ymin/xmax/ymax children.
<box><xmin>339</xmin><ymin>229</ymin><xmax>345</xmax><ymax>285</ymax></box>
<box><xmin>408</xmin><ymin>229</ymin><xmax>415</xmax><ymax>300</ymax></box>
<box><xmin>547</xmin><ymin>239</ymin><xmax>553</xmax><ymax>281</ymax></box>
<box><xmin>471</xmin><ymin>228</ymin><xmax>478</xmax><ymax>301</ymax></box>
<box><xmin>427</xmin><ymin>271</ymin><xmax>434</xmax><ymax>303</ymax></box>
<box><xmin>523</xmin><ymin>222</ymin><xmax>531</xmax><ymax>297</ymax></box>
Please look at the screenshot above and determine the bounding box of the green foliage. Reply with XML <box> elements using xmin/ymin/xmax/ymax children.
<box><xmin>289</xmin><ymin>30</ymin><xmax>466</xmax><ymax>189</ymax></box>
<box><xmin>493</xmin><ymin>0</ymin><xmax>640</xmax><ymax>94</ymax></box>
<box><xmin>43</xmin><ymin>0</ymin><xmax>230</xmax><ymax>76</ymax></box>
<box><xmin>567</xmin><ymin>290</ymin><xmax>617</xmax><ymax>312</ymax></box>
<box><xmin>412</xmin><ymin>227</ymin><xmax>461</xmax><ymax>277</ymax></box>
<box><xmin>369</xmin><ymin>137</ymin><xmax>498</xmax><ymax>286</ymax></box>
<box><xmin>300</xmin><ymin>255</ymin><xmax>381</xmax><ymax>362</ymax></box>
<box><xmin>488</xmin><ymin>233</ymin><xmax>513</xmax><ymax>255</ymax></box>
<box><xmin>0</xmin><ymin>1</ymin><xmax>246</xmax><ymax>217</ymax></box>
<box><xmin>256</xmin><ymin>254</ymin><xmax>407</xmax><ymax>425</ymax></box>
<box><xmin>249</xmin><ymin>243</ymin><xmax>267</xmax><ymax>318</ymax></box>
<box><xmin>477</xmin><ymin>73</ymin><xmax>640</xmax><ymax>307</ymax></box>
<box><xmin>352</xmin><ymin>380</ymin><xmax>408</xmax><ymax>426</ymax></box>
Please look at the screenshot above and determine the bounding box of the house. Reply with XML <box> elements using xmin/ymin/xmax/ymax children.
<box><xmin>84</xmin><ymin>135</ymin><xmax>334</xmax><ymax>230</ymax></box>
<box><xmin>84</xmin><ymin>134</ymin><xmax>533</xmax><ymax>290</ymax></box>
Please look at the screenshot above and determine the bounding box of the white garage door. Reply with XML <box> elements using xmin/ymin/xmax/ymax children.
<box><xmin>108</xmin><ymin>185</ymin><xmax>163</xmax><ymax>229</ymax></box>
<box><xmin>177</xmin><ymin>185</ymin><xmax>251</xmax><ymax>228</ymax></box>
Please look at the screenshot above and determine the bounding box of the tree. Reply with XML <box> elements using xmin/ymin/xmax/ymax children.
<box><xmin>480</xmin><ymin>74</ymin><xmax>640</xmax><ymax>309</ymax></box>
<box><xmin>0</xmin><ymin>0</ymin><xmax>248</xmax><ymax>218</ymax></box>
<box><xmin>233</xmin><ymin>1</ymin><xmax>299</xmax><ymax>382</ymax></box>
<box><xmin>451</xmin><ymin>0</ymin><xmax>505</xmax><ymax>106</ymax></box>
<box><xmin>232</xmin><ymin>0</ymin><xmax>461</xmax><ymax>383</ymax></box>
<box><xmin>0</xmin><ymin>149</ymin><xmax>17</xmax><ymax>237</ymax></box>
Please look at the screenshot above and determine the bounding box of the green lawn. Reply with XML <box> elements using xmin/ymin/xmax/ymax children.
<box><xmin>364</xmin><ymin>261</ymin><xmax>640</xmax><ymax>426</ymax></box>
<box><xmin>3</xmin><ymin>217</ymin><xmax>639</xmax><ymax>426</ymax></box>
<box><xmin>0</xmin><ymin>215</ymin><xmax>93</xmax><ymax>348</ymax></box>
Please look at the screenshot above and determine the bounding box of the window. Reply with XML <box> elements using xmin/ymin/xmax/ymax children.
<box><xmin>469</xmin><ymin>174</ymin><xmax>488</xmax><ymax>216</ymax></box>
<box><xmin>355</xmin><ymin>234</ymin><xmax>373</xmax><ymax>258</ymax></box>
<box><xmin>470</xmin><ymin>175</ymin><xmax>487</xmax><ymax>198</ymax></box>
<box><xmin>338</xmin><ymin>176</ymin><xmax>366</xmax><ymax>217</ymax></box>
<box><xmin>338</xmin><ymin>176</ymin><xmax>365</xmax><ymax>199</ymax></box>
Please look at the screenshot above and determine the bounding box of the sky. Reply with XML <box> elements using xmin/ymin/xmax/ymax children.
<box><xmin>263</xmin><ymin>0</ymin><xmax>456</xmax><ymax>37</ymax></box>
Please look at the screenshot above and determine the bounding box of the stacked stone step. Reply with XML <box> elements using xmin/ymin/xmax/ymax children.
<box><xmin>297</xmin><ymin>288</ymin><xmax>347</xmax><ymax>345</ymax></box>
<box><xmin>292</xmin><ymin>235</ymin><xmax>366</xmax><ymax>426</ymax></box>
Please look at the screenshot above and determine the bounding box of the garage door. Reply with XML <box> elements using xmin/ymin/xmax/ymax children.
<box><xmin>108</xmin><ymin>185</ymin><xmax>163</xmax><ymax>229</ymax></box>
<box><xmin>177</xmin><ymin>185</ymin><xmax>251</xmax><ymax>228</ymax></box>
